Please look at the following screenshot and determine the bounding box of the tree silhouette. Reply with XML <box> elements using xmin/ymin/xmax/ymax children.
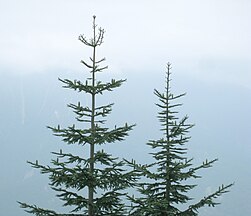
<box><xmin>128</xmin><ymin>63</ymin><xmax>233</xmax><ymax>216</ymax></box>
<box><xmin>19</xmin><ymin>16</ymin><xmax>136</xmax><ymax>216</ymax></box>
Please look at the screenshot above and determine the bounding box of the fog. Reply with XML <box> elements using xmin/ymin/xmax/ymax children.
<box><xmin>0</xmin><ymin>0</ymin><xmax>251</xmax><ymax>215</ymax></box>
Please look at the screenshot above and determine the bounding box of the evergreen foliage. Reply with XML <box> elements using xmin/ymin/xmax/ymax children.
<box><xmin>19</xmin><ymin>16</ymin><xmax>136</xmax><ymax>216</ymax></box>
<box><xmin>19</xmin><ymin>16</ymin><xmax>232</xmax><ymax>216</ymax></box>
<box><xmin>127</xmin><ymin>63</ymin><xmax>233</xmax><ymax>216</ymax></box>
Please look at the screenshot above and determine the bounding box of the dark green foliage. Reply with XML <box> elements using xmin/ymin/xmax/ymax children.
<box><xmin>19</xmin><ymin>16</ymin><xmax>232</xmax><ymax>216</ymax></box>
<box><xmin>19</xmin><ymin>16</ymin><xmax>136</xmax><ymax>216</ymax></box>
<box><xmin>127</xmin><ymin>63</ymin><xmax>233</xmax><ymax>216</ymax></box>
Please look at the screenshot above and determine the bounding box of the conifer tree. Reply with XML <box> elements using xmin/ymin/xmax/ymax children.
<box><xmin>19</xmin><ymin>16</ymin><xmax>136</xmax><ymax>216</ymax></box>
<box><xmin>128</xmin><ymin>63</ymin><xmax>233</xmax><ymax>216</ymax></box>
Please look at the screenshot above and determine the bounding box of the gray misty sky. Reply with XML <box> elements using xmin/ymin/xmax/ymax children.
<box><xmin>0</xmin><ymin>0</ymin><xmax>251</xmax><ymax>215</ymax></box>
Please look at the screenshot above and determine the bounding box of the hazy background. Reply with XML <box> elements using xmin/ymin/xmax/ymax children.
<box><xmin>0</xmin><ymin>0</ymin><xmax>251</xmax><ymax>215</ymax></box>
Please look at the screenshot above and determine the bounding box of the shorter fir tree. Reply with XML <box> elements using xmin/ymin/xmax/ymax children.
<box><xmin>128</xmin><ymin>63</ymin><xmax>233</xmax><ymax>216</ymax></box>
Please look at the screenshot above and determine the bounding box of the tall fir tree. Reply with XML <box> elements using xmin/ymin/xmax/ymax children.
<box><xmin>19</xmin><ymin>16</ymin><xmax>136</xmax><ymax>216</ymax></box>
<box><xmin>128</xmin><ymin>63</ymin><xmax>233</xmax><ymax>216</ymax></box>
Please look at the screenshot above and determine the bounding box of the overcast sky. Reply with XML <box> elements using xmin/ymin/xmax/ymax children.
<box><xmin>1</xmin><ymin>0</ymin><xmax>251</xmax><ymax>86</ymax></box>
<box><xmin>0</xmin><ymin>1</ymin><xmax>251</xmax><ymax>215</ymax></box>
